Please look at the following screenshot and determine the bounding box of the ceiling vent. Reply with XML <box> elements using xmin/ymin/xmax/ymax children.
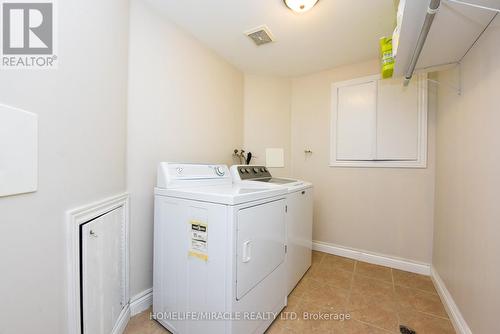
<box><xmin>245</xmin><ymin>25</ymin><xmax>275</xmax><ymax>46</ymax></box>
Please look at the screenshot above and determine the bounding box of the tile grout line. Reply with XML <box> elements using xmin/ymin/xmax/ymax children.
<box><xmin>353</xmin><ymin>272</ymin><xmax>394</xmax><ymax>284</ymax></box>
<box><xmin>355</xmin><ymin>319</ymin><xmax>399</xmax><ymax>333</ymax></box>
<box><xmin>394</xmin><ymin>283</ymin><xmax>439</xmax><ymax>296</ymax></box>
<box><xmin>411</xmin><ymin>309</ymin><xmax>452</xmax><ymax>321</ymax></box>
<box><xmin>391</xmin><ymin>268</ymin><xmax>403</xmax><ymax>333</ymax></box>
<box><xmin>346</xmin><ymin>260</ymin><xmax>356</xmax><ymax>305</ymax></box>
<box><xmin>342</xmin><ymin>259</ymin><xmax>356</xmax><ymax>333</ymax></box>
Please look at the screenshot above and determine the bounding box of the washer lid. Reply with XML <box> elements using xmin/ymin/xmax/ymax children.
<box><xmin>255</xmin><ymin>177</ymin><xmax>300</xmax><ymax>185</ymax></box>
<box><xmin>233</xmin><ymin>177</ymin><xmax>312</xmax><ymax>193</ymax></box>
<box><xmin>155</xmin><ymin>184</ymin><xmax>287</xmax><ymax>205</ymax></box>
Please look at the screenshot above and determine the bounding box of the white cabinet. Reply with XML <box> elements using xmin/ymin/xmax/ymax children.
<box><xmin>286</xmin><ymin>187</ymin><xmax>313</xmax><ymax>295</ymax></box>
<box><xmin>82</xmin><ymin>207</ymin><xmax>127</xmax><ymax>334</ymax></box>
<box><xmin>336</xmin><ymin>80</ymin><xmax>377</xmax><ymax>161</ymax></box>
<box><xmin>331</xmin><ymin>74</ymin><xmax>427</xmax><ymax>168</ymax></box>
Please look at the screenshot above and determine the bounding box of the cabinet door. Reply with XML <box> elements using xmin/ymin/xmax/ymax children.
<box><xmin>335</xmin><ymin>80</ymin><xmax>377</xmax><ymax>161</ymax></box>
<box><xmin>82</xmin><ymin>208</ymin><xmax>126</xmax><ymax>334</ymax></box>
<box><xmin>376</xmin><ymin>77</ymin><xmax>419</xmax><ymax>160</ymax></box>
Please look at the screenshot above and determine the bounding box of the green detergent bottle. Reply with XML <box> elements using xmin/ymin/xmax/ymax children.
<box><xmin>380</xmin><ymin>37</ymin><xmax>394</xmax><ymax>79</ymax></box>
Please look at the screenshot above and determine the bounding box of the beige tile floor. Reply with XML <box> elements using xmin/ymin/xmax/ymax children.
<box><xmin>124</xmin><ymin>251</ymin><xmax>455</xmax><ymax>334</ymax></box>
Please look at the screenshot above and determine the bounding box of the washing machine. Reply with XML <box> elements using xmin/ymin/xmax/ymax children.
<box><xmin>230</xmin><ymin>165</ymin><xmax>313</xmax><ymax>295</ymax></box>
<box><xmin>153</xmin><ymin>163</ymin><xmax>288</xmax><ymax>334</ymax></box>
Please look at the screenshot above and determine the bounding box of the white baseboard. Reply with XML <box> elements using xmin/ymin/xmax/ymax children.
<box><xmin>431</xmin><ymin>268</ymin><xmax>472</xmax><ymax>334</ymax></box>
<box><xmin>130</xmin><ymin>288</ymin><xmax>153</xmax><ymax>316</ymax></box>
<box><xmin>112</xmin><ymin>305</ymin><xmax>131</xmax><ymax>334</ymax></box>
<box><xmin>312</xmin><ymin>241</ymin><xmax>431</xmax><ymax>275</ymax></box>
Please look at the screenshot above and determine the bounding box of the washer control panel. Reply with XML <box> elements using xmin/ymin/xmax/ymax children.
<box><xmin>236</xmin><ymin>165</ymin><xmax>272</xmax><ymax>180</ymax></box>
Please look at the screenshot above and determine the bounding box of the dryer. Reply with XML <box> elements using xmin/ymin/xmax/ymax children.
<box><xmin>230</xmin><ymin>166</ymin><xmax>313</xmax><ymax>295</ymax></box>
<box><xmin>153</xmin><ymin>163</ymin><xmax>287</xmax><ymax>334</ymax></box>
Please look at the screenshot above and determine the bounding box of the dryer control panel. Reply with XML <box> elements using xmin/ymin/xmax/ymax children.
<box><xmin>157</xmin><ymin>163</ymin><xmax>231</xmax><ymax>189</ymax></box>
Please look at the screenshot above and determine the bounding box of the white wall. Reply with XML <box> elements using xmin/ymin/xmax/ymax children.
<box><xmin>243</xmin><ymin>75</ymin><xmax>291</xmax><ymax>176</ymax></box>
<box><xmin>0</xmin><ymin>0</ymin><xmax>129</xmax><ymax>333</ymax></box>
<box><xmin>433</xmin><ymin>17</ymin><xmax>500</xmax><ymax>333</ymax></box>
<box><xmin>127</xmin><ymin>0</ymin><xmax>244</xmax><ymax>297</ymax></box>
<box><xmin>290</xmin><ymin>59</ymin><xmax>436</xmax><ymax>264</ymax></box>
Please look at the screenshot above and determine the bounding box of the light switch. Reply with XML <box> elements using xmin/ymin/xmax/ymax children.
<box><xmin>0</xmin><ymin>103</ymin><xmax>38</xmax><ymax>197</ymax></box>
<box><xmin>265</xmin><ymin>148</ymin><xmax>284</xmax><ymax>168</ymax></box>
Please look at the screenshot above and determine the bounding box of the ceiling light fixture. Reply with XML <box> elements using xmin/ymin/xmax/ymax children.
<box><xmin>283</xmin><ymin>0</ymin><xmax>319</xmax><ymax>13</ymax></box>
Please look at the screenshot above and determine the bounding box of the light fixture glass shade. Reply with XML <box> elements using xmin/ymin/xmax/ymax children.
<box><xmin>283</xmin><ymin>0</ymin><xmax>319</xmax><ymax>13</ymax></box>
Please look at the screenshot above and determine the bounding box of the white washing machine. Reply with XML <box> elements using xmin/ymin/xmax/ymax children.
<box><xmin>153</xmin><ymin>163</ymin><xmax>288</xmax><ymax>334</ymax></box>
<box><xmin>230</xmin><ymin>166</ymin><xmax>313</xmax><ymax>295</ymax></box>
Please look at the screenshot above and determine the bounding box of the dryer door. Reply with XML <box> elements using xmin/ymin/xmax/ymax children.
<box><xmin>236</xmin><ymin>199</ymin><xmax>286</xmax><ymax>300</ymax></box>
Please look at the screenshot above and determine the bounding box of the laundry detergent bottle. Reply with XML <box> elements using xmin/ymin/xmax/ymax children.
<box><xmin>379</xmin><ymin>37</ymin><xmax>394</xmax><ymax>79</ymax></box>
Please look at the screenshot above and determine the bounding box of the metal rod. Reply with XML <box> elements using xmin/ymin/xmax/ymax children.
<box><xmin>404</xmin><ymin>0</ymin><xmax>441</xmax><ymax>86</ymax></box>
<box><xmin>445</xmin><ymin>0</ymin><xmax>500</xmax><ymax>13</ymax></box>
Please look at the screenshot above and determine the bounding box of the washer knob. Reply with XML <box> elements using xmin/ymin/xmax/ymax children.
<box><xmin>260</xmin><ymin>167</ymin><xmax>266</xmax><ymax>172</ymax></box>
<box><xmin>214</xmin><ymin>166</ymin><xmax>225</xmax><ymax>176</ymax></box>
<box><xmin>240</xmin><ymin>168</ymin><xmax>246</xmax><ymax>174</ymax></box>
<box><xmin>253</xmin><ymin>167</ymin><xmax>259</xmax><ymax>173</ymax></box>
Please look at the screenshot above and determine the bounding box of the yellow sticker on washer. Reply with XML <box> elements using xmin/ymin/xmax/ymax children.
<box><xmin>189</xmin><ymin>221</ymin><xmax>208</xmax><ymax>261</ymax></box>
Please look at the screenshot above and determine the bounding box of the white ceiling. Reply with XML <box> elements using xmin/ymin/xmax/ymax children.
<box><xmin>145</xmin><ymin>0</ymin><xmax>396</xmax><ymax>77</ymax></box>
